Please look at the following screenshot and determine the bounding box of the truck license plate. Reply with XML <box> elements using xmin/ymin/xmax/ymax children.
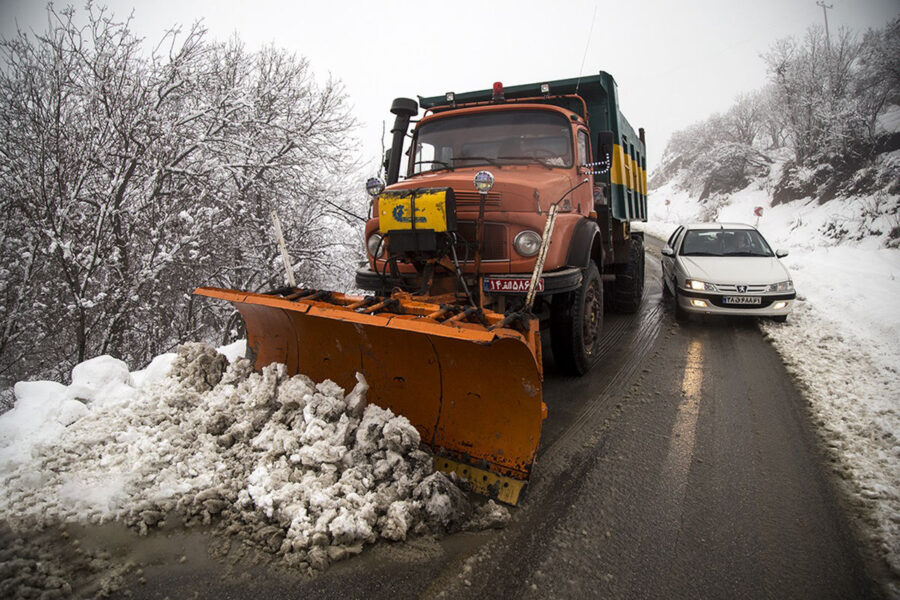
<box><xmin>723</xmin><ymin>296</ymin><xmax>761</xmax><ymax>305</ymax></box>
<box><xmin>484</xmin><ymin>278</ymin><xmax>544</xmax><ymax>293</ymax></box>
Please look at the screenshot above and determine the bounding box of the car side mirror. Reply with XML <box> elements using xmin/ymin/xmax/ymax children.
<box><xmin>776</xmin><ymin>249</ymin><xmax>789</xmax><ymax>258</ymax></box>
<box><xmin>662</xmin><ymin>245</ymin><xmax>675</xmax><ymax>257</ymax></box>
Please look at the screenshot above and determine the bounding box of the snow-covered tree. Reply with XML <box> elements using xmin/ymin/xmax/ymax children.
<box><xmin>764</xmin><ymin>26</ymin><xmax>866</xmax><ymax>166</ymax></box>
<box><xmin>856</xmin><ymin>19</ymin><xmax>900</xmax><ymax>142</ymax></box>
<box><xmin>0</xmin><ymin>5</ymin><xmax>364</xmax><ymax>389</ymax></box>
<box><xmin>653</xmin><ymin>20</ymin><xmax>898</xmax><ymax>205</ymax></box>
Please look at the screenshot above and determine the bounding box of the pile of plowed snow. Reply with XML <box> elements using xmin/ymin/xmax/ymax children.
<box><xmin>0</xmin><ymin>343</ymin><xmax>508</xmax><ymax>575</ymax></box>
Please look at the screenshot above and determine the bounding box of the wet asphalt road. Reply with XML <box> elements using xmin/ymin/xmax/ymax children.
<box><xmin>122</xmin><ymin>236</ymin><xmax>880</xmax><ymax>600</ymax></box>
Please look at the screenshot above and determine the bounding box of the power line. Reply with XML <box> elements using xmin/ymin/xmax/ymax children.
<box><xmin>575</xmin><ymin>5</ymin><xmax>598</xmax><ymax>95</ymax></box>
<box><xmin>816</xmin><ymin>0</ymin><xmax>833</xmax><ymax>52</ymax></box>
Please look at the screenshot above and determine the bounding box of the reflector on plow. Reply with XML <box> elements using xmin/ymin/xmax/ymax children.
<box><xmin>194</xmin><ymin>287</ymin><xmax>545</xmax><ymax>505</ymax></box>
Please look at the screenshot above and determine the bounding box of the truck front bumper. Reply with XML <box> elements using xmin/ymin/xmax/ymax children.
<box><xmin>355</xmin><ymin>266</ymin><xmax>584</xmax><ymax>296</ymax></box>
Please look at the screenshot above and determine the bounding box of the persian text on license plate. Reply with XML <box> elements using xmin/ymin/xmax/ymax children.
<box><xmin>723</xmin><ymin>296</ymin><xmax>761</xmax><ymax>305</ymax></box>
<box><xmin>484</xmin><ymin>278</ymin><xmax>544</xmax><ymax>293</ymax></box>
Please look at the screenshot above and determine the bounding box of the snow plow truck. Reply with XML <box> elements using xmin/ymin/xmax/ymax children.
<box><xmin>195</xmin><ymin>72</ymin><xmax>648</xmax><ymax>505</ymax></box>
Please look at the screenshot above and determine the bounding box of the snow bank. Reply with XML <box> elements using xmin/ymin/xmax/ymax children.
<box><xmin>759</xmin><ymin>303</ymin><xmax>900</xmax><ymax>576</ymax></box>
<box><xmin>0</xmin><ymin>355</ymin><xmax>137</xmax><ymax>471</ymax></box>
<box><xmin>0</xmin><ymin>342</ymin><xmax>508</xmax><ymax>580</ymax></box>
<box><xmin>641</xmin><ymin>177</ymin><xmax>900</xmax><ymax>588</ymax></box>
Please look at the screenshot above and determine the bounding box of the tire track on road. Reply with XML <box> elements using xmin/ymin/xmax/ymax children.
<box><xmin>426</xmin><ymin>254</ymin><xmax>669</xmax><ymax>600</ymax></box>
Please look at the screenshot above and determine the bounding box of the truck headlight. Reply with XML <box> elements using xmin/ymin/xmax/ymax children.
<box><xmin>513</xmin><ymin>230</ymin><xmax>541</xmax><ymax>257</ymax></box>
<box><xmin>367</xmin><ymin>234</ymin><xmax>385</xmax><ymax>258</ymax></box>
<box><xmin>366</xmin><ymin>177</ymin><xmax>385</xmax><ymax>197</ymax></box>
<box><xmin>768</xmin><ymin>280</ymin><xmax>793</xmax><ymax>292</ymax></box>
<box><xmin>473</xmin><ymin>170</ymin><xmax>495</xmax><ymax>193</ymax></box>
<box><xmin>685</xmin><ymin>279</ymin><xmax>718</xmax><ymax>292</ymax></box>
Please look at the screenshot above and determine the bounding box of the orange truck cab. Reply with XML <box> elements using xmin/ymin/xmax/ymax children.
<box><xmin>356</xmin><ymin>73</ymin><xmax>648</xmax><ymax>375</ymax></box>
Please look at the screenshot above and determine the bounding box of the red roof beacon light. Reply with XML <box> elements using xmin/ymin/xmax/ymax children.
<box><xmin>492</xmin><ymin>81</ymin><xmax>504</xmax><ymax>102</ymax></box>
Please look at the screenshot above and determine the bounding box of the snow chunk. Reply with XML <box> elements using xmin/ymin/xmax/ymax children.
<box><xmin>0</xmin><ymin>381</ymin><xmax>85</xmax><ymax>470</ymax></box>
<box><xmin>130</xmin><ymin>352</ymin><xmax>177</xmax><ymax>389</ymax></box>
<box><xmin>169</xmin><ymin>342</ymin><xmax>228</xmax><ymax>392</ymax></box>
<box><xmin>414</xmin><ymin>472</ymin><xmax>473</xmax><ymax>533</ymax></box>
<box><xmin>11</xmin><ymin>380</ymin><xmax>69</xmax><ymax>425</ymax></box>
<box><xmin>466</xmin><ymin>499</ymin><xmax>511</xmax><ymax>531</ymax></box>
<box><xmin>216</xmin><ymin>339</ymin><xmax>247</xmax><ymax>363</ymax></box>
<box><xmin>68</xmin><ymin>355</ymin><xmax>135</xmax><ymax>405</ymax></box>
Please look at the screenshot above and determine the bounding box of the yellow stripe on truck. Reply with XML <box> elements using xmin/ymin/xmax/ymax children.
<box><xmin>611</xmin><ymin>143</ymin><xmax>626</xmax><ymax>187</ymax></box>
<box><xmin>610</xmin><ymin>143</ymin><xmax>646</xmax><ymax>198</ymax></box>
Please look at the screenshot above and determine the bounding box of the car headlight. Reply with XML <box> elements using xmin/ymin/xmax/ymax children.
<box><xmin>513</xmin><ymin>230</ymin><xmax>542</xmax><ymax>257</ymax></box>
<box><xmin>367</xmin><ymin>234</ymin><xmax>385</xmax><ymax>258</ymax></box>
<box><xmin>768</xmin><ymin>280</ymin><xmax>794</xmax><ymax>292</ymax></box>
<box><xmin>684</xmin><ymin>279</ymin><xmax>718</xmax><ymax>292</ymax></box>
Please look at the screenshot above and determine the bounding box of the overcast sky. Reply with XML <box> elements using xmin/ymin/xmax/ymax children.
<box><xmin>2</xmin><ymin>0</ymin><xmax>898</xmax><ymax>176</ymax></box>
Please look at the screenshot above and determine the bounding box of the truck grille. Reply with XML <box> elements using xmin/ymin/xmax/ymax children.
<box><xmin>454</xmin><ymin>190</ymin><xmax>501</xmax><ymax>206</ymax></box>
<box><xmin>453</xmin><ymin>222</ymin><xmax>508</xmax><ymax>261</ymax></box>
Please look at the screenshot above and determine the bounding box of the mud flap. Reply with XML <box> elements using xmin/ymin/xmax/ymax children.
<box><xmin>195</xmin><ymin>287</ymin><xmax>544</xmax><ymax>504</ymax></box>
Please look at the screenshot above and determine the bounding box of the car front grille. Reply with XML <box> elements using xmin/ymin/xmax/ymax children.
<box><xmin>715</xmin><ymin>284</ymin><xmax>769</xmax><ymax>293</ymax></box>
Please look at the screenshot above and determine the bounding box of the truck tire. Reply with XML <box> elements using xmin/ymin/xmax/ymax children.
<box><xmin>611</xmin><ymin>235</ymin><xmax>645</xmax><ymax>313</ymax></box>
<box><xmin>551</xmin><ymin>262</ymin><xmax>603</xmax><ymax>375</ymax></box>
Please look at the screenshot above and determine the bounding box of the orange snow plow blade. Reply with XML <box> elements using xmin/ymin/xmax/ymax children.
<box><xmin>194</xmin><ymin>287</ymin><xmax>545</xmax><ymax>505</ymax></box>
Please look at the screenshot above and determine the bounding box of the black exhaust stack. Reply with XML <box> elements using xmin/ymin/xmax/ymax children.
<box><xmin>386</xmin><ymin>98</ymin><xmax>418</xmax><ymax>185</ymax></box>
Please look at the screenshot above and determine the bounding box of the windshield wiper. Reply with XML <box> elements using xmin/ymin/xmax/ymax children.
<box><xmin>497</xmin><ymin>155</ymin><xmax>556</xmax><ymax>169</ymax></box>
<box><xmin>412</xmin><ymin>159</ymin><xmax>454</xmax><ymax>173</ymax></box>
<box><xmin>454</xmin><ymin>156</ymin><xmax>502</xmax><ymax>168</ymax></box>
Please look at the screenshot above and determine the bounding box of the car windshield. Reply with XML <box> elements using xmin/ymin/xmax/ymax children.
<box><xmin>410</xmin><ymin>110</ymin><xmax>573</xmax><ymax>175</ymax></box>
<box><xmin>680</xmin><ymin>229</ymin><xmax>773</xmax><ymax>257</ymax></box>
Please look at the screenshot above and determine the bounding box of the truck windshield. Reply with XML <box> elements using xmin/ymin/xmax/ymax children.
<box><xmin>410</xmin><ymin>110</ymin><xmax>573</xmax><ymax>175</ymax></box>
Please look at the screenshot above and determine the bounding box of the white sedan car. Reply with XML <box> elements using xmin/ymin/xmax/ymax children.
<box><xmin>660</xmin><ymin>223</ymin><xmax>795</xmax><ymax>322</ymax></box>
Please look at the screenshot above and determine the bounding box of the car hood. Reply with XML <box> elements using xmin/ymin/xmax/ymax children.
<box><xmin>680</xmin><ymin>256</ymin><xmax>790</xmax><ymax>285</ymax></box>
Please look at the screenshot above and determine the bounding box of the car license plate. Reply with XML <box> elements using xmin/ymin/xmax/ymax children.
<box><xmin>723</xmin><ymin>296</ymin><xmax>761</xmax><ymax>305</ymax></box>
<box><xmin>483</xmin><ymin>278</ymin><xmax>544</xmax><ymax>293</ymax></box>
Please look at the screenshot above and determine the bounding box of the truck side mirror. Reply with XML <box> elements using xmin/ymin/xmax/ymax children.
<box><xmin>382</xmin><ymin>149</ymin><xmax>391</xmax><ymax>174</ymax></box>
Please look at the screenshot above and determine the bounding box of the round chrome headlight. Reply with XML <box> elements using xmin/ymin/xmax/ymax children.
<box><xmin>365</xmin><ymin>177</ymin><xmax>385</xmax><ymax>197</ymax></box>
<box><xmin>367</xmin><ymin>233</ymin><xmax>385</xmax><ymax>258</ymax></box>
<box><xmin>473</xmin><ymin>170</ymin><xmax>495</xmax><ymax>194</ymax></box>
<box><xmin>513</xmin><ymin>230</ymin><xmax>542</xmax><ymax>257</ymax></box>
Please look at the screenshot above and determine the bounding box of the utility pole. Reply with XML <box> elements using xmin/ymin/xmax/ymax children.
<box><xmin>816</xmin><ymin>0</ymin><xmax>833</xmax><ymax>52</ymax></box>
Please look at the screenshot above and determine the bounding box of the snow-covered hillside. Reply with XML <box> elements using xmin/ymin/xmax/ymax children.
<box><xmin>638</xmin><ymin>152</ymin><xmax>900</xmax><ymax>590</ymax></box>
<box><xmin>0</xmin><ymin>343</ymin><xmax>507</xmax><ymax>597</ymax></box>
